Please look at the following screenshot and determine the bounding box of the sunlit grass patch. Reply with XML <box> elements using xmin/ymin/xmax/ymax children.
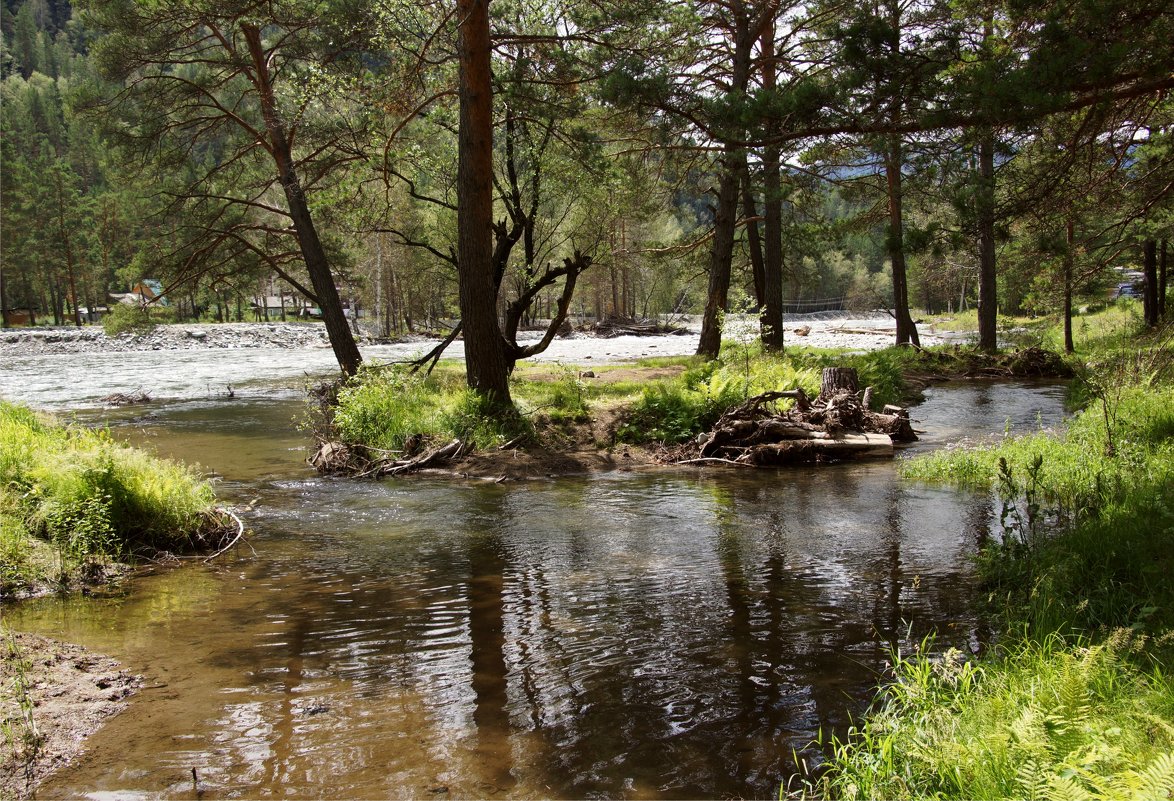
<box><xmin>0</xmin><ymin>401</ymin><xmax>222</xmax><ymax>596</ymax></box>
<box><xmin>812</xmin><ymin>633</ymin><xmax>1174</xmax><ymax>801</ymax></box>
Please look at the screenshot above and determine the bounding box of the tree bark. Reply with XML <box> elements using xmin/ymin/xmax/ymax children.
<box><xmin>885</xmin><ymin>137</ymin><xmax>920</xmax><ymax>347</ymax></box>
<box><xmin>0</xmin><ymin>261</ymin><xmax>10</xmax><ymax>328</ymax></box>
<box><xmin>1159</xmin><ymin>239</ymin><xmax>1168</xmax><ymax>319</ymax></box>
<box><xmin>456</xmin><ymin>0</ymin><xmax>512</xmax><ymax>404</ymax></box>
<box><xmin>1063</xmin><ymin>217</ymin><xmax>1074</xmax><ymax>353</ymax></box>
<box><xmin>242</xmin><ymin>24</ymin><xmax>362</xmax><ymax>377</ymax></box>
<box><xmin>820</xmin><ymin>367</ymin><xmax>860</xmax><ymax>397</ymax></box>
<box><xmin>740</xmin><ymin>165</ymin><xmax>766</xmax><ymax>310</ymax></box>
<box><xmin>976</xmin><ymin>128</ymin><xmax>998</xmax><ymax>351</ymax></box>
<box><xmin>697</xmin><ymin>157</ymin><xmax>740</xmax><ymax>359</ymax></box>
<box><xmin>759</xmin><ymin>19</ymin><xmax>785</xmax><ymax>352</ymax></box>
<box><xmin>1143</xmin><ymin>238</ymin><xmax>1158</xmax><ymax>328</ymax></box>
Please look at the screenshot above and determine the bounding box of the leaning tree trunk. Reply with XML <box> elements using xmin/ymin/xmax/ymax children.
<box><xmin>885</xmin><ymin>137</ymin><xmax>920</xmax><ymax>347</ymax></box>
<box><xmin>243</xmin><ymin>23</ymin><xmax>362</xmax><ymax>377</ymax></box>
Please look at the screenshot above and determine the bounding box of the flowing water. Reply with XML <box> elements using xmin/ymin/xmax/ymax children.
<box><xmin>1</xmin><ymin>347</ymin><xmax>1070</xmax><ymax>799</ymax></box>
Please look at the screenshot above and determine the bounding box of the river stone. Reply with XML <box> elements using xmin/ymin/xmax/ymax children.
<box><xmin>187</xmin><ymin>329</ymin><xmax>208</xmax><ymax>340</ymax></box>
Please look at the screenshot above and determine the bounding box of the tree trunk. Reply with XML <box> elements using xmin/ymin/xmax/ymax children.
<box><xmin>697</xmin><ymin>158</ymin><xmax>740</xmax><ymax>359</ymax></box>
<box><xmin>1063</xmin><ymin>217</ymin><xmax>1074</xmax><ymax>353</ymax></box>
<box><xmin>760</xmin><ymin>20</ymin><xmax>785</xmax><ymax>352</ymax></box>
<box><xmin>976</xmin><ymin>129</ymin><xmax>998</xmax><ymax>351</ymax></box>
<box><xmin>242</xmin><ymin>23</ymin><xmax>362</xmax><ymax>377</ymax></box>
<box><xmin>697</xmin><ymin>5</ymin><xmax>756</xmax><ymax>360</ymax></box>
<box><xmin>1159</xmin><ymin>239</ymin><xmax>1168</xmax><ymax>319</ymax></box>
<box><xmin>1143</xmin><ymin>238</ymin><xmax>1158</xmax><ymax>328</ymax></box>
<box><xmin>740</xmin><ymin>164</ymin><xmax>766</xmax><ymax>309</ymax></box>
<box><xmin>0</xmin><ymin>261</ymin><xmax>10</xmax><ymax>328</ymax></box>
<box><xmin>885</xmin><ymin>137</ymin><xmax>920</xmax><ymax>347</ymax></box>
<box><xmin>456</xmin><ymin>0</ymin><xmax>512</xmax><ymax>404</ymax></box>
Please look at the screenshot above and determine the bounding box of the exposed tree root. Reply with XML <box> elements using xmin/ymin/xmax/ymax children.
<box><xmin>663</xmin><ymin>368</ymin><xmax>917</xmax><ymax>468</ymax></box>
<box><xmin>310</xmin><ymin>437</ymin><xmax>470</xmax><ymax>478</ymax></box>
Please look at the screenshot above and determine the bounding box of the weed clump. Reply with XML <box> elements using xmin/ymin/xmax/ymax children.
<box><xmin>0</xmin><ymin>401</ymin><xmax>225</xmax><ymax>597</ymax></box>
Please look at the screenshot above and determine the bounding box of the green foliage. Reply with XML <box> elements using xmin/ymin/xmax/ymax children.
<box><xmin>618</xmin><ymin>349</ymin><xmax>825</xmax><ymax>443</ymax></box>
<box><xmin>101</xmin><ymin>303</ymin><xmax>159</xmax><ymax>336</ymax></box>
<box><xmin>512</xmin><ymin>366</ymin><xmax>592</xmax><ymax>424</ymax></box>
<box><xmin>816</xmin><ymin>327</ymin><xmax>1174</xmax><ymax>799</ymax></box>
<box><xmin>332</xmin><ymin>364</ymin><xmax>529</xmax><ymax>452</ymax></box>
<box><xmin>0</xmin><ymin>401</ymin><xmax>221</xmax><ymax>594</ymax></box>
<box><xmin>811</xmin><ymin>634</ymin><xmax>1174</xmax><ymax>801</ymax></box>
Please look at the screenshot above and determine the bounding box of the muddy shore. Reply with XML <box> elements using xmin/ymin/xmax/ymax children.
<box><xmin>0</xmin><ymin>631</ymin><xmax>141</xmax><ymax>801</ymax></box>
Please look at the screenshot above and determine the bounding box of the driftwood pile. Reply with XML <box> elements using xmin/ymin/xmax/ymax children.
<box><xmin>668</xmin><ymin>367</ymin><xmax>917</xmax><ymax>468</ymax></box>
<box><xmin>588</xmin><ymin>317</ymin><xmax>690</xmax><ymax>338</ymax></box>
<box><xmin>99</xmin><ymin>389</ymin><xmax>151</xmax><ymax>406</ymax></box>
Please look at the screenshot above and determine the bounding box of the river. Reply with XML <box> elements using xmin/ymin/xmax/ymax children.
<box><xmin>1</xmin><ymin>343</ymin><xmax>1069</xmax><ymax>799</ymax></box>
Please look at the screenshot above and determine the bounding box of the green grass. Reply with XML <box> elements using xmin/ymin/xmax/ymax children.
<box><xmin>0</xmin><ymin>401</ymin><xmax>223</xmax><ymax>596</ymax></box>
<box><xmin>616</xmin><ymin>344</ymin><xmax>916</xmax><ymax>444</ymax></box>
<box><xmin>331</xmin><ymin>363</ymin><xmax>531</xmax><ymax>452</ymax></box>
<box><xmin>809</xmin><ymin>314</ymin><xmax>1174</xmax><ymax>800</ymax></box>
<box><xmin>813</xmin><ymin>633</ymin><xmax>1174</xmax><ymax>801</ymax></box>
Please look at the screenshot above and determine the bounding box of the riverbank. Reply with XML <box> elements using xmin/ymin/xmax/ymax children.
<box><xmin>0</xmin><ymin>321</ymin><xmax>336</xmax><ymax>356</ymax></box>
<box><xmin>1</xmin><ymin>630</ymin><xmax>141</xmax><ymax>801</ymax></box>
<box><xmin>0</xmin><ymin>313</ymin><xmax>963</xmax><ymax>360</ymax></box>
<box><xmin>808</xmin><ymin>322</ymin><xmax>1174</xmax><ymax>799</ymax></box>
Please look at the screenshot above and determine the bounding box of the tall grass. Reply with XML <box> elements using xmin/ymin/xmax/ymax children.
<box><xmin>813</xmin><ymin>633</ymin><xmax>1174</xmax><ymax>801</ymax></box>
<box><xmin>810</xmin><ymin>319</ymin><xmax>1174</xmax><ymax>800</ymax></box>
<box><xmin>331</xmin><ymin>363</ymin><xmax>529</xmax><ymax>451</ymax></box>
<box><xmin>616</xmin><ymin>345</ymin><xmax>915</xmax><ymax>443</ymax></box>
<box><xmin>0</xmin><ymin>401</ymin><xmax>221</xmax><ymax>595</ymax></box>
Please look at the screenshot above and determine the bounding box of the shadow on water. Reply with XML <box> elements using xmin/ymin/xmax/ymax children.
<box><xmin>4</xmin><ymin>380</ymin><xmax>1067</xmax><ymax>799</ymax></box>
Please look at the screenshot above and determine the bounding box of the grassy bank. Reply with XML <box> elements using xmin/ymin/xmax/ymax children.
<box><xmin>326</xmin><ymin>344</ymin><xmax>922</xmax><ymax>457</ymax></box>
<box><xmin>808</xmin><ymin>320</ymin><xmax>1174</xmax><ymax>800</ymax></box>
<box><xmin>0</xmin><ymin>401</ymin><xmax>227</xmax><ymax>598</ymax></box>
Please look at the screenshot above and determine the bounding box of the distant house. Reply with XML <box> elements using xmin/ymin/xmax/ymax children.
<box><xmin>250</xmin><ymin>296</ymin><xmax>287</xmax><ymax>318</ymax></box>
<box><xmin>2</xmin><ymin>307</ymin><xmax>38</xmax><ymax>326</ymax></box>
<box><xmin>250</xmin><ymin>295</ymin><xmax>315</xmax><ymax>319</ymax></box>
<box><xmin>129</xmin><ymin>279</ymin><xmax>170</xmax><ymax>306</ymax></box>
<box><xmin>77</xmin><ymin>305</ymin><xmax>109</xmax><ymax>323</ymax></box>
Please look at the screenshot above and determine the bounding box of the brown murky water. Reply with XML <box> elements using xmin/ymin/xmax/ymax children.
<box><xmin>3</xmin><ymin>373</ymin><xmax>1069</xmax><ymax>799</ymax></box>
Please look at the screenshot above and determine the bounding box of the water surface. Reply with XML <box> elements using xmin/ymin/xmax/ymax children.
<box><xmin>1</xmin><ymin>352</ymin><xmax>1069</xmax><ymax>799</ymax></box>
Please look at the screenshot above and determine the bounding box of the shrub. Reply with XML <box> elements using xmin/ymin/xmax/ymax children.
<box><xmin>101</xmin><ymin>302</ymin><xmax>175</xmax><ymax>336</ymax></box>
<box><xmin>332</xmin><ymin>364</ymin><xmax>528</xmax><ymax>452</ymax></box>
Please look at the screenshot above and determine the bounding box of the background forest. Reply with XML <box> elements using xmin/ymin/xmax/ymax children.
<box><xmin>1</xmin><ymin>0</ymin><xmax>1170</xmax><ymax>354</ymax></box>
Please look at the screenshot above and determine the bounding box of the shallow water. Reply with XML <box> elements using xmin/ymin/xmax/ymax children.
<box><xmin>1</xmin><ymin>349</ymin><xmax>1069</xmax><ymax>799</ymax></box>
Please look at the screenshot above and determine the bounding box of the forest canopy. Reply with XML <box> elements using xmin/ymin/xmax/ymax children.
<box><xmin>1</xmin><ymin>0</ymin><xmax>1170</xmax><ymax>386</ymax></box>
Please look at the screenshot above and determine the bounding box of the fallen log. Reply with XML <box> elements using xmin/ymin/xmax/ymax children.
<box><xmin>742</xmin><ymin>433</ymin><xmax>894</xmax><ymax>465</ymax></box>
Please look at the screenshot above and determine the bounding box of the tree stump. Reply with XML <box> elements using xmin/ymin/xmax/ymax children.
<box><xmin>820</xmin><ymin>367</ymin><xmax>860</xmax><ymax>398</ymax></box>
